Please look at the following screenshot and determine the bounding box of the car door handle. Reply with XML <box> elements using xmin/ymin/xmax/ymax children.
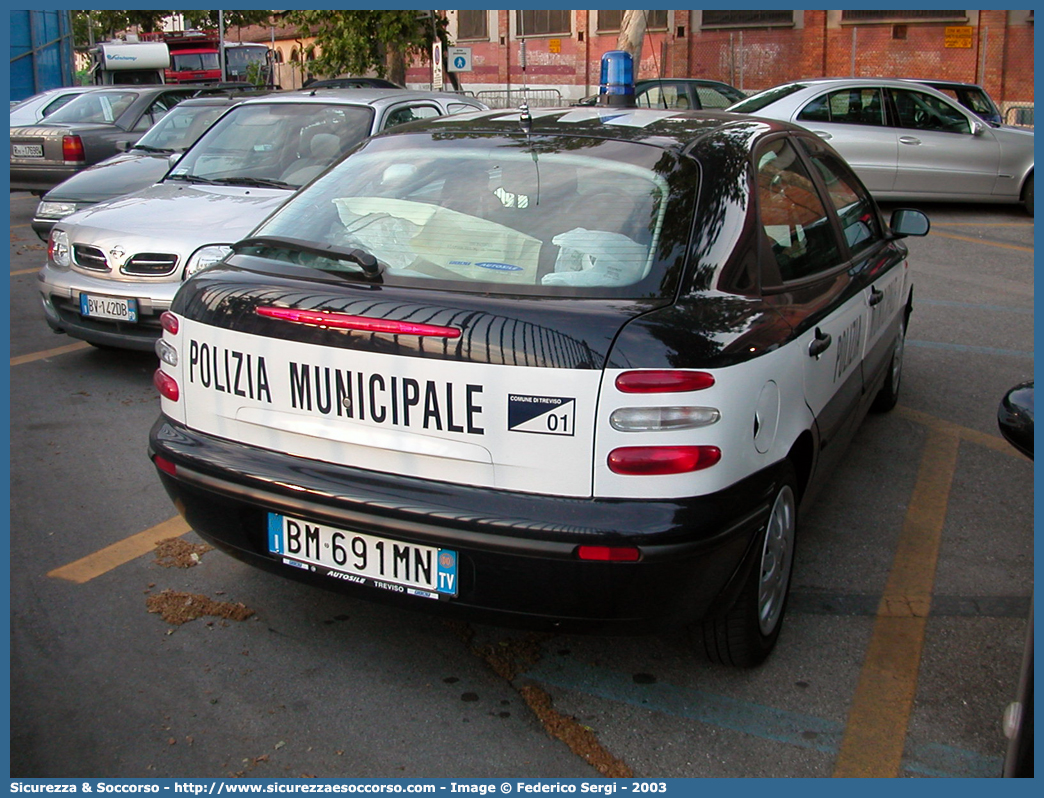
<box><xmin>812</xmin><ymin>130</ymin><xmax>832</xmax><ymax>140</ymax></box>
<box><xmin>868</xmin><ymin>286</ymin><xmax>884</xmax><ymax>306</ymax></box>
<box><xmin>808</xmin><ymin>327</ymin><xmax>832</xmax><ymax>359</ymax></box>
<box><xmin>899</xmin><ymin>136</ymin><xmax>922</xmax><ymax>145</ymax></box>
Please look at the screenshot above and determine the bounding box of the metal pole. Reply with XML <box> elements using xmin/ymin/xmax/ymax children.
<box><xmin>738</xmin><ymin>30</ymin><xmax>743</xmax><ymax>92</ymax></box>
<box><xmin>979</xmin><ymin>27</ymin><xmax>988</xmax><ymax>86</ymax></box>
<box><xmin>850</xmin><ymin>26</ymin><xmax>857</xmax><ymax>77</ymax></box>
<box><xmin>729</xmin><ymin>32</ymin><xmax>734</xmax><ymax>86</ymax></box>
<box><xmin>218</xmin><ymin>10</ymin><xmax>226</xmax><ymax>83</ymax></box>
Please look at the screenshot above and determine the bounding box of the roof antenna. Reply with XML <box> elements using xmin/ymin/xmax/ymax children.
<box><xmin>519</xmin><ymin>101</ymin><xmax>532</xmax><ymax>131</ymax></box>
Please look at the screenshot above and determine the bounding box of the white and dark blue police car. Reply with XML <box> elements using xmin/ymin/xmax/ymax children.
<box><xmin>149</xmin><ymin>104</ymin><xmax>929</xmax><ymax>666</ymax></box>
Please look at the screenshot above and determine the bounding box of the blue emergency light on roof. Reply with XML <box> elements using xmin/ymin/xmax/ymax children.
<box><xmin>598</xmin><ymin>50</ymin><xmax>636</xmax><ymax>107</ymax></box>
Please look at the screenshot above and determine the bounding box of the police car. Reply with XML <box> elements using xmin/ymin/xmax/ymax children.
<box><xmin>149</xmin><ymin>106</ymin><xmax>929</xmax><ymax>666</ymax></box>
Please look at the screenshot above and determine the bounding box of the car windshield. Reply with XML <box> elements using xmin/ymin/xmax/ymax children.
<box><xmin>172</xmin><ymin>52</ymin><xmax>220</xmax><ymax>71</ymax></box>
<box><xmin>45</xmin><ymin>91</ymin><xmax>137</xmax><ymax>125</ymax></box>
<box><xmin>168</xmin><ymin>102</ymin><xmax>375</xmax><ymax>188</ymax></box>
<box><xmin>225</xmin><ymin>46</ymin><xmax>267</xmax><ymax>70</ymax></box>
<box><xmin>238</xmin><ymin>134</ymin><xmax>676</xmax><ymax>298</ymax></box>
<box><xmin>728</xmin><ymin>84</ymin><xmax>807</xmax><ymax>114</ymax></box>
<box><xmin>134</xmin><ymin>104</ymin><xmax>229</xmax><ymax>151</ymax></box>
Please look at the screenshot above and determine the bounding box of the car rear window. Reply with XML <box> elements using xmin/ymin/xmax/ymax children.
<box><xmin>239</xmin><ymin>134</ymin><xmax>680</xmax><ymax>299</ymax></box>
<box><xmin>46</xmin><ymin>91</ymin><xmax>137</xmax><ymax>125</ymax></box>
<box><xmin>729</xmin><ymin>84</ymin><xmax>807</xmax><ymax>114</ymax></box>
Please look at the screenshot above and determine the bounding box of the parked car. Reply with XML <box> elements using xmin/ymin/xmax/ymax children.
<box><xmin>906</xmin><ymin>79</ymin><xmax>1004</xmax><ymax>126</ymax></box>
<box><xmin>996</xmin><ymin>381</ymin><xmax>1033</xmax><ymax>778</ymax></box>
<box><xmin>574</xmin><ymin>78</ymin><xmax>745</xmax><ymax>109</ymax></box>
<box><xmin>10</xmin><ymin>85</ymin><xmax>203</xmax><ymax>193</ymax></box>
<box><xmin>9</xmin><ymin>85</ymin><xmax>106</xmax><ymax>127</ymax></box>
<box><xmin>147</xmin><ymin>107</ymin><xmax>929</xmax><ymax>666</ymax></box>
<box><xmin>31</xmin><ymin>94</ymin><xmax>264</xmax><ymax>241</ymax></box>
<box><xmin>727</xmin><ymin>78</ymin><xmax>1034</xmax><ymax>215</ymax></box>
<box><xmin>38</xmin><ymin>89</ymin><xmax>489</xmax><ymax>351</ymax></box>
<box><xmin>303</xmin><ymin>77</ymin><xmax>404</xmax><ymax>90</ymax></box>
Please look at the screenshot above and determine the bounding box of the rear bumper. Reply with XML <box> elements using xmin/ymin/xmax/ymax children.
<box><xmin>149</xmin><ymin>416</ymin><xmax>784</xmax><ymax>633</ymax></box>
<box><xmin>10</xmin><ymin>164</ymin><xmax>82</xmax><ymax>193</ymax></box>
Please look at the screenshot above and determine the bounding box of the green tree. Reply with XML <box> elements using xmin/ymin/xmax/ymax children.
<box><xmin>287</xmin><ymin>9</ymin><xmax>452</xmax><ymax>88</ymax></box>
<box><xmin>181</xmin><ymin>10</ymin><xmax>273</xmax><ymax>30</ymax></box>
<box><xmin>73</xmin><ymin>10</ymin><xmax>273</xmax><ymax>47</ymax></box>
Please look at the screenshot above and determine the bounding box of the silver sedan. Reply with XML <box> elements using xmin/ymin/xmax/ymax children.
<box><xmin>729</xmin><ymin>78</ymin><xmax>1034</xmax><ymax>215</ymax></box>
<box><xmin>38</xmin><ymin>89</ymin><xmax>488</xmax><ymax>351</ymax></box>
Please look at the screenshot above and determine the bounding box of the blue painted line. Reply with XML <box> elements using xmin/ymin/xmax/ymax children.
<box><xmin>903</xmin><ymin>742</ymin><xmax>1002</xmax><ymax>778</ymax></box>
<box><xmin>523</xmin><ymin>654</ymin><xmax>1002</xmax><ymax>778</ymax></box>
<box><xmin>525</xmin><ymin>655</ymin><xmax>844</xmax><ymax>753</ymax></box>
<box><xmin>907</xmin><ymin>340</ymin><xmax>1034</xmax><ymax>359</ymax></box>
<box><xmin>917</xmin><ymin>298</ymin><xmax>1033</xmax><ymax>315</ymax></box>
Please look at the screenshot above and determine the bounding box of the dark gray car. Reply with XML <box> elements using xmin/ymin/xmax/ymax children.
<box><xmin>30</xmin><ymin>94</ymin><xmax>263</xmax><ymax>240</ymax></box>
<box><xmin>574</xmin><ymin>78</ymin><xmax>745</xmax><ymax>109</ymax></box>
<box><xmin>10</xmin><ymin>85</ymin><xmax>202</xmax><ymax>193</ymax></box>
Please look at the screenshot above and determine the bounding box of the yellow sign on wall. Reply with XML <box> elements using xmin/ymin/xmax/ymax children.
<box><xmin>549</xmin><ymin>38</ymin><xmax>562</xmax><ymax>53</ymax></box>
<box><xmin>944</xmin><ymin>26</ymin><xmax>974</xmax><ymax>48</ymax></box>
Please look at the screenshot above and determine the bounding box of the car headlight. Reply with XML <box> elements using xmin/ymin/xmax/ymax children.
<box><xmin>36</xmin><ymin>200</ymin><xmax>79</xmax><ymax>220</ymax></box>
<box><xmin>48</xmin><ymin>229</ymin><xmax>72</xmax><ymax>269</ymax></box>
<box><xmin>185</xmin><ymin>245</ymin><xmax>232</xmax><ymax>278</ymax></box>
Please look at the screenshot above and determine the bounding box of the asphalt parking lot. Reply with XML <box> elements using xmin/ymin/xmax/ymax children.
<box><xmin>8</xmin><ymin>190</ymin><xmax>1033</xmax><ymax>778</ymax></box>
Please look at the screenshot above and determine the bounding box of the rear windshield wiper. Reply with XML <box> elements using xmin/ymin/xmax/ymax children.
<box><xmin>210</xmin><ymin>176</ymin><xmax>296</xmax><ymax>189</ymax></box>
<box><xmin>233</xmin><ymin>235</ymin><xmax>382</xmax><ymax>280</ymax></box>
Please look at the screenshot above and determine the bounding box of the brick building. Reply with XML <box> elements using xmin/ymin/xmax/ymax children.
<box><xmin>404</xmin><ymin>10</ymin><xmax>1033</xmax><ymax>120</ymax></box>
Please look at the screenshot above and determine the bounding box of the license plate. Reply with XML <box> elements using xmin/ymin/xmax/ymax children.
<box><xmin>79</xmin><ymin>293</ymin><xmax>138</xmax><ymax>322</ymax></box>
<box><xmin>12</xmin><ymin>143</ymin><xmax>43</xmax><ymax>158</ymax></box>
<box><xmin>267</xmin><ymin>513</ymin><xmax>459</xmax><ymax>599</ymax></box>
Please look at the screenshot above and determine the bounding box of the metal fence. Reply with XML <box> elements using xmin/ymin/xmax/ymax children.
<box><xmin>474</xmin><ymin>88</ymin><xmax>566</xmax><ymax>109</ymax></box>
<box><xmin>1003</xmin><ymin>104</ymin><xmax>1034</xmax><ymax>128</ymax></box>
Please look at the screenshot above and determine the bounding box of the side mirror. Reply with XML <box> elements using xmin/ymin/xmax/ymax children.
<box><xmin>115</xmin><ymin>139</ymin><xmax>136</xmax><ymax>152</ymax></box>
<box><xmin>971</xmin><ymin>120</ymin><xmax>987</xmax><ymax>136</ymax></box>
<box><xmin>167</xmin><ymin>152</ymin><xmax>183</xmax><ymax>168</ymax></box>
<box><xmin>889</xmin><ymin>208</ymin><xmax>930</xmax><ymax>239</ymax></box>
<box><xmin>997</xmin><ymin>381</ymin><xmax>1034</xmax><ymax>459</ymax></box>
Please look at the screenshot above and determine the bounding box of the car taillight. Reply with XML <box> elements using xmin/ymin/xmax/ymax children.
<box><xmin>607</xmin><ymin>445</ymin><xmax>721</xmax><ymax>475</ymax></box>
<box><xmin>62</xmin><ymin>135</ymin><xmax>85</xmax><ymax>162</ymax></box>
<box><xmin>609</xmin><ymin>406</ymin><xmax>720</xmax><ymax>432</ymax></box>
<box><xmin>615</xmin><ymin>370</ymin><xmax>715</xmax><ymax>393</ymax></box>
<box><xmin>160</xmin><ymin>311</ymin><xmax>179</xmax><ymax>335</ymax></box>
<box><xmin>576</xmin><ymin>545</ymin><xmax>641</xmax><ymax>562</ymax></box>
<box><xmin>153</xmin><ymin>455</ymin><xmax>177</xmax><ymax>476</ymax></box>
<box><xmin>153</xmin><ymin>369</ymin><xmax>179</xmax><ymax>401</ymax></box>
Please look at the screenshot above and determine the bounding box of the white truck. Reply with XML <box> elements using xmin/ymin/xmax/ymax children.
<box><xmin>90</xmin><ymin>41</ymin><xmax>170</xmax><ymax>85</ymax></box>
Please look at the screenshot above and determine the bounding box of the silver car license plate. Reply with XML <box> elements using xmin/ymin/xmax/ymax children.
<box><xmin>267</xmin><ymin>512</ymin><xmax>459</xmax><ymax>598</ymax></box>
<box><xmin>12</xmin><ymin>144</ymin><xmax>43</xmax><ymax>158</ymax></box>
<box><xmin>79</xmin><ymin>293</ymin><xmax>138</xmax><ymax>322</ymax></box>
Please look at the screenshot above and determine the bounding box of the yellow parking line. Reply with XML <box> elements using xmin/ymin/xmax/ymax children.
<box><xmin>896</xmin><ymin>405</ymin><xmax>1028</xmax><ymax>459</ymax></box>
<box><xmin>930</xmin><ymin>229</ymin><xmax>1033</xmax><ymax>253</ymax></box>
<box><xmin>11</xmin><ymin>267</ymin><xmax>38</xmax><ymax>276</ymax></box>
<box><xmin>833</xmin><ymin>426</ymin><xmax>961</xmax><ymax>777</ymax></box>
<box><xmin>10</xmin><ymin>341</ymin><xmax>91</xmax><ymax>366</ymax></box>
<box><xmin>48</xmin><ymin>516</ymin><xmax>190</xmax><ymax>584</ymax></box>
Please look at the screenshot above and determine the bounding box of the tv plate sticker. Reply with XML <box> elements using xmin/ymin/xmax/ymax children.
<box><xmin>507</xmin><ymin>395</ymin><xmax>576</xmax><ymax>436</ymax></box>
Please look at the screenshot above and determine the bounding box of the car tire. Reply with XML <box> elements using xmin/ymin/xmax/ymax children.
<box><xmin>701</xmin><ymin>462</ymin><xmax>797</xmax><ymax>668</ymax></box>
<box><xmin>871</xmin><ymin>315</ymin><xmax>906</xmax><ymax>412</ymax></box>
<box><xmin>1024</xmin><ymin>173</ymin><xmax>1034</xmax><ymax>217</ymax></box>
